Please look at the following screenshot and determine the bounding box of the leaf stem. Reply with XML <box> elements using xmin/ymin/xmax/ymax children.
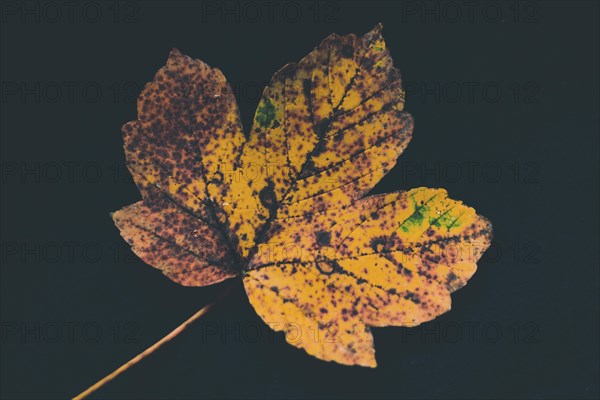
<box><xmin>73</xmin><ymin>284</ymin><xmax>235</xmax><ymax>400</ymax></box>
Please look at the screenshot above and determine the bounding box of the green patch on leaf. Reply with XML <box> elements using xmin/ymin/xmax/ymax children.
<box><xmin>399</xmin><ymin>196</ymin><xmax>430</xmax><ymax>232</ymax></box>
<box><xmin>431</xmin><ymin>211</ymin><xmax>462</xmax><ymax>230</ymax></box>
<box><xmin>255</xmin><ymin>98</ymin><xmax>276</xmax><ymax>128</ymax></box>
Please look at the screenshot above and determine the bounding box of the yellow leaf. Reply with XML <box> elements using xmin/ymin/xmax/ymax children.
<box><xmin>113</xmin><ymin>24</ymin><xmax>493</xmax><ymax>367</ymax></box>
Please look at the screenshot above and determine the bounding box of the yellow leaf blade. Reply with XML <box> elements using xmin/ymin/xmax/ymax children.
<box><xmin>231</xmin><ymin>24</ymin><xmax>412</xmax><ymax>252</ymax></box>
<box><xmin>244</xmin><ymin>265</ymin><xmax>377</xmax><ymax>367</ymax></box>
<box><xmin>123</xmin><ymin>48</ymin><xmax>247</xmax><ymax>250</ymax></box>
<box><xmin>114</xmin><ymin>24</ymin><xmax>494</xmax><ymax>369</ymax></box>
<box><xmin>245</xmin><ymin>187</ymin><xmax>492</xmax><ymax>364</ymax></box>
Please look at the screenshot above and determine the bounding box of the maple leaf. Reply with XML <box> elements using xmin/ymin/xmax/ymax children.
<box><xmin>112</xmin><ymin>24</ymin><xmax>493</xmax><ymax>368</ymax></box>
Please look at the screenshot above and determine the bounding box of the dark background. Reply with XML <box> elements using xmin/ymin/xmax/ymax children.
<box><xmin>1</xmin><ymin>1</ymin><xmax>598</xmax><ymax>399</ymax></box>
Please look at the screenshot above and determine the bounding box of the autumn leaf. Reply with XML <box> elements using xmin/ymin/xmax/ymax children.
<box><xmin>112</xmin><ymin>23</ymin><xmax>493</xmax><ymax>368</ymax></box>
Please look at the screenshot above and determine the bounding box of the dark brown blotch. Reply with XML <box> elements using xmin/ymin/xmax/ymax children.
<box><xmin>315</xmin><ymin>230</ymin><xmax>331</xmax><ymax>246</ymax></box>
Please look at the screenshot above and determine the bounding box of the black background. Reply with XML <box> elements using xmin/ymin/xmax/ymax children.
<box><xmin>1</xmin><ymin>1</ymin><xmax>599</xmax><ymax>399</ymax></box>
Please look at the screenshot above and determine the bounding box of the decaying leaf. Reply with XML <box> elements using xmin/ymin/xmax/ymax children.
<box><xmin>113</xmin><ymin>24</ymin><xmax>493</xmax><ymax>367</ymax></box>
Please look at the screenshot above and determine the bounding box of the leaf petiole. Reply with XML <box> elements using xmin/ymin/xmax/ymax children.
<box><xmin>73</xmin><ymin>284</ymin><xmax>235</xmax><ymax>399</ymax></box>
